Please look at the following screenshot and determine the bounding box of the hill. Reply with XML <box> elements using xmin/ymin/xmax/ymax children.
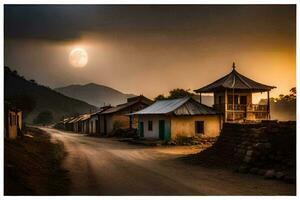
<box><xmin>55</xmin><ymin>83</ymin><xmax>136</xmax><ymax>107</ymax></box>
<box><xmin>4</xmin><ymin>67</ymin><xmax>96</xmax><ymax>123</ymax></box>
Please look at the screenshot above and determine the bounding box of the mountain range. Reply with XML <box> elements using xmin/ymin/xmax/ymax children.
<box><xmin>55</xmin><ymin>83</ymin><xmax>136</xmax><ymax>107</ymax></box>
<box><xmin>4</xmin><ymin>67</ymin><xmax>96</xmax><ymax>123</ymax></box>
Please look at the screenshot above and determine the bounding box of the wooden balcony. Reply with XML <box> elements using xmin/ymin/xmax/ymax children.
<box><xmin>214</xmin><ymin>103</ymin><xmax>268</xmax><ymax>112</ymax></box>
<box><xmin>213</xmin><ymin>103</ymin><xmax>269</xmax><ymax>121</ymax></box>
<box><xmin>226</xmin><ymin>104</ymin><xmax>268</xmax><ymax>112</ymax></box>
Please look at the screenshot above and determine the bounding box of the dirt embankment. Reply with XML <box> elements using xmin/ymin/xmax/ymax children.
<box><xmin>4</xmin><ymin>127</ymin><xmax>70</xmax><ymax>195</ymax></box>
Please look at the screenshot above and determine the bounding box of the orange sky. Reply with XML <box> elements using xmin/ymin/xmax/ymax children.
<box><xmin>5</xmin><ymin>5</ymin><xmax>295</xmax><ymax>102</ymax></box>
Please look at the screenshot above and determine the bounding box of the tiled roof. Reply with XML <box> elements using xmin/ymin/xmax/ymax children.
<box><xmin>194</xmin><ymin>65</ymin><xmax>276</xmax><ymax>93</ymax></box>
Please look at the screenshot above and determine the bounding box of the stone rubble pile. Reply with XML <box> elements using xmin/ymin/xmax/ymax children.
<box><xmin>219</xmin><ymin>121</ymin><xmax>296</xmax><ymax>183</ymax></box>
<box><xmin>168</xmin><ymin>135</ymin><xmax>217</xmax><ymax>146</ymax></box>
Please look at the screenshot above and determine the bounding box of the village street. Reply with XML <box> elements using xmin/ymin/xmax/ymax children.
<box><xmin>42</xmin><ymin>127</ymin><xmax>295</xmax><ymax>195</ymax></box>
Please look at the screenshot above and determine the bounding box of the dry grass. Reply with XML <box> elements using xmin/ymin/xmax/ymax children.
<box><xmin>4</xmin><ymin>127</ymin><xmax>70</xmax><ymax>195</ymax></box>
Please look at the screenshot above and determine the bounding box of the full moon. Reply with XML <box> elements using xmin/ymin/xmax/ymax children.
<box><xmin>69</xmin><ymin>48</ymin><xmax>88</xmax><ymax>68</ymax></box>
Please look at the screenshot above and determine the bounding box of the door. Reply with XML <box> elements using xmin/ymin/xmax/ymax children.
<box><xmin>159</xmin><ymin>120</ymin><xmax>165</xmax><ymax>140</ymax></box>
<box><xmin>96</xmin><ymin>119</ymin><xmax>100</xmax><ymax>133</ymax></box>
<box><xmin>139</xmin><ymin>122</ymin><xmax>144</xmax><ymax>137</ymax></box>
<box><xmin>104</xmin><ymin>116</ymin><xmax>107</xmax><ymax>135</ymax></box>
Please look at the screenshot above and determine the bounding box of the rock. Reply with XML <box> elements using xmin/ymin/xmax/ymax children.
<box><xmin>246</xmin><ymin>150</ymin><xmax>253</xmax><ymax>156</ymax></box>
<box><xmin>283</xmin><ymin>175</ymin><xmax>296</xmax><ymax>183</ymax></box>
<box><xmin>269</xmin><ymin>127</ymin><xmax>279</xmax><ymax>133</ymax></box>
<box><xmin>243</xmin><ymin>155</ymin><xmax>252</xmax><ymax>163</ymax></box>
<box><xmin>258</xmin><ymin>169</ymin><xmax>266</xmax><ymax>176</ymax></box>
<box><xmin>264</xmin><ymin>169</ymin><xmax>275</xmax><ymax>179</ymax></box>
<box><xmin>275</xmin><ymin>172</ymin><xmax>285</xmax><ymax>179</ymax></box>
<box><xmin>249</xmin><ymin>167</ymin><xmax>259</xmax><ymax>174</ymax></box>
<box><xmin>238</xmin><ymin>165</ymin><xmax>249</xmax><ymax>173</ymax></box>
<box><xmin>264</xmin><ymin>143</ymin><xmax>271</xmax><ymax>149</ymax></box>
<box><xmin>247</xmin><ymin>146</ymin><xmax>253</xmax><ymax>150</ymax></box>
<box><xmin>254</xmin><ymin>143</ymin><xmax>264</xmax><ymax>150</ymax></box>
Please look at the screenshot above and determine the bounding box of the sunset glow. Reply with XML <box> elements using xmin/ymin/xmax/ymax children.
<box><xmin>4</xmin><ymin>5</ymin><xmax>295</xmax><ymax>99</ymax></box>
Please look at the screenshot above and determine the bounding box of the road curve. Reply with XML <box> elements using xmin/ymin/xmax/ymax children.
<box><xmin>41</xmin><ymin>127</ymin><xmax>295</xmax><ymax>195</ymax></box>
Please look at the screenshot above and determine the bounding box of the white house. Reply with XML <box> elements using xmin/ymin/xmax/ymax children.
<box><xmin>133</xmin><ymin>97</ymin><xmax>222</xmax><ymax>141</ymax></box>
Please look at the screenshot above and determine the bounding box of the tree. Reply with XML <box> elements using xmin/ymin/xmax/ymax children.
<box><xmin>168</xmin><ymin>88</ymin><xmax>194</xmax><ymax>99</ymax></box>
<box><xmin>154</xmin><ymin>94</ymin><xmax>166</xmax><ymax>101</ymax></box>
<box><xmin>33</xmin><ymin>111</ymin><xmax>54</xmax><ymax>125</ymax></box>
<box><xmin>289</xmin><ymin>87</ymin><xmax>296</xmax><ymax>100</ymax></box>
<box><xmin>278</xmin><ymin>94</ymin><xmax>285</xmax><ymax>100</ymax></box>
<box><xmin>290</xmin><ymin>87</ymin><xmax>296</xmax><ymax>95</ymax></box>
<box><xmin>6</xmin><ymin>94</ymin><xmax>36</xmax><ymax>118</ymax></box>
<box><xmin>154</xmin><ymin>88</ymin><xmax>194</xmax><ymax>101</ymax></box>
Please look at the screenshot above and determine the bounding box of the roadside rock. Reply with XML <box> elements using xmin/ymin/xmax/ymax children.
<box><xmin>275</xmin><ymin>172</ymin><xmax>285</xmax><ymax>179</ymax></box>
<box><xmin>238</xmin><ymin>165</ymin><xmax>249</xmax><ymax>173</ymax></box>
<box><xmin>264</xmin><ymin>169</ymin><xmax>275</xmax><ymax>179</ymax></box>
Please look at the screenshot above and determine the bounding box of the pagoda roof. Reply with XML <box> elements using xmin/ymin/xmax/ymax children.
<box><xmin>194</xmin><ymin>63</ymin><xmax>276</xmax><ymax>93</ymax></box>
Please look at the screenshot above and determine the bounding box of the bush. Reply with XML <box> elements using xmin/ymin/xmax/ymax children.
<box><xmin>33</xmin><ymin>111</ymin><xmax>54</xmax><ymax>125</ymax></box>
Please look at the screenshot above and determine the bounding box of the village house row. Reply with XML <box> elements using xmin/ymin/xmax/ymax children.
<box><xmin>57</xmin><ymin>64</ymin><xmax>276</xmax><ymax>141</ymax></box>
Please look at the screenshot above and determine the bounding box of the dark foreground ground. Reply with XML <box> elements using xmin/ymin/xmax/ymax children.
<box><xmin>44</xmin><ymin>127</ymin><xmax>295</xmax><ymax>195</ymax></box>
<box><xmin>4</xmin><ymin>127</ymin><xmax>70</xmax><ymax>195</ymax></box>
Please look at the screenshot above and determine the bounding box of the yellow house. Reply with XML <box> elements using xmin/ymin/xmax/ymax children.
<box><xmin>99</xmin><ymin>95</ymin><xmax>153</xmax><ymax>135</ymax></box>
<box><xmin>133</xmin><ymin>97</ymin><xmax>222</xmax><ymax>141</ymax></box>
<box><xmin>4</xmin><ymin>102</ymin><xmax>23</xmax><ymax>139</ymax></box>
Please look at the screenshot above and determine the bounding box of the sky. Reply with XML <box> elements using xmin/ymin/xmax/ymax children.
<box><xmin>4</xmin><ymin>5</ymin><xmax>296</xmax><ymax>101</ymax></box>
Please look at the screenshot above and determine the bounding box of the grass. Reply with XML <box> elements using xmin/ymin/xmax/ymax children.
<box><xmin>4</xmin><ymin>127</ymin><xmax>70</xmax><ymax>195</ymax></box>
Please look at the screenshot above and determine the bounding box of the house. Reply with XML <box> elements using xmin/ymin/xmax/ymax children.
<box><xmin>133</xmin><ymin>97</ymin><xmax>221</xmax><ymax>141</ymax></box>
<box><xmin>64</xmin><ymin>117</ymin><xmax>75</xmax><ymax>131</ymax></box>
<box><xmin>99</xmin><ymin>95</ymin><xmax>153</xmax><ymax>135</ymax></box>
<box><xmin>194</xmin><ymin>63</ymin><xmax>276</xmax><ymax>122</ymax></box>
<box><xmin>80</xmin><ymin>114</ymin><xmax>91</xmax><ymax>134</ymax></box>
<box><xmin>4</xmin><ymin>102</ymin><xmax>23</xmax><ymax>139</ymax></box>
<box><xmin>89</xmin><ymin>106</ymin><xmax>112</xmax><ymax>135</ymax></box>
<box><xmin>65</xmin><ymin>117</ymin><xmax>77</xmax><ymax>132</ymax></box>
<box><xmin>70</xmin><ymin>114</ymin><xmax>91</xmax><ymax>133</ymax></box>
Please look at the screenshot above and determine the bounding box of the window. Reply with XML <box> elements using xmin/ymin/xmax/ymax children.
<box><xmin>148</xmin><ymin>120</ymin><xmax>153</xmax><ymax>131</ymax></box>
<box><xmin>228</xmin><ymin>95</ymin><xmax>238</xmax><ymax>104</ymax></box>
<box><xmin>218</xmin><ymin>96</ymin><xmax>222</xmax><ymax>104</ymax></box>
<box><xmin>240</xmin><ymin>96</ymin><xmax>247</xmax><ymax>104</ymax></box>
<box><xmin>195</xmin><ymin>121</ymin><xmax>204</xmax><ymax>134</ymax></box>
<box><xmin>9</xmin><ymin>113</ymin><xmax>12</xmax><ymax>126</ymax></box>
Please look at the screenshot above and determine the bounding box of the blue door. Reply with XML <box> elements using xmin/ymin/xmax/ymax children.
<box><xmin>139</xmin><ymin>122</ymin><xmax>144</xmax><ymax>137</ymax></box>
<box><xmin>159</xmin><ymin>120</ymin><xmax>165</xmax><ymax>140</ymax></box>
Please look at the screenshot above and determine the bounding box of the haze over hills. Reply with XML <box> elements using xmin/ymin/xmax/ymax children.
<box><xmin>55</xmin><ymin>83</ymin><xmax>136</xmax><ymax>107</ymax></box>
<box><xmin>4</xmin><ymin>67</ymin><xmax>96</xmax><ymax>123</ymax></box>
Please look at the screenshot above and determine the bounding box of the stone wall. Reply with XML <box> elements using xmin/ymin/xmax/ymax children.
<box><xmin>219</xmin><ymin>121</ymin><xmax>296</xmax><ymax>183</ymax></box>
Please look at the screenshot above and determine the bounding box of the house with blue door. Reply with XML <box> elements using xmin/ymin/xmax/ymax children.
<box><xmin>133</xmin><ymin>97</ymin><xmax>222</xmax><ymax>141</ymax></box>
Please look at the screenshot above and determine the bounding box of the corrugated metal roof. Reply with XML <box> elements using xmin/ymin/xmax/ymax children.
<box><xmin>80</xmin><ymin>114</ymin><xmax>90</xmax><ymax>121</ymax></box>
<box><xmin>174</xmin><ymin>100</ymin><xmax>218</xmax><ymax>115</ymax></box>
<box><xmin>194</xmin><ymin>65</ymin><xmax>276</xmax><ymax>93</ymax></box>
<box><xmin>101</xmin><ymin>100</ymin><xmax>138</xmax><ymax>114</ymax></box>
<box><xmin>68</xmin><ymin>117</ymin><xmax>79</xmax><ymax>123</ymax></box>
<box><xmin>68</xmin><ymin>114</ymin><xmax>90</xmax><ymax>123</ymax></box>
<box><xmin>101</xmin><ymin>96</ymin><xmax>153</xmax><ymax>114</ymax></box>
<box><xmin>133</xmin><ymin>97</ymin><xmax>218</xmax><ymax>115</ymax></box>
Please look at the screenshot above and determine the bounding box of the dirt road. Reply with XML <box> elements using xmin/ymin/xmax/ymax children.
<box><xmin>42</xmin><ymin>127</ymin><xmax>295</xmax><ymax>195</ymax></box>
